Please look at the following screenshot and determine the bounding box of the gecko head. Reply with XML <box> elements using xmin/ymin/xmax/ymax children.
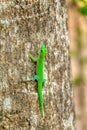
<box><xmin>40</xmin><ymin>44</ymin><xmax>47</xmax><ymax>56</ymax></box>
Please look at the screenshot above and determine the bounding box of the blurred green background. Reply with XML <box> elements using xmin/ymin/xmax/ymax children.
<box><xmin>67</xmin><ymin>0</ymin><xmax>87</xmax><ymax>130</ymax></box>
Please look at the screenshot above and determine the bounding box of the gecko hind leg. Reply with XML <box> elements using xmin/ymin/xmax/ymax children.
<box><xmin>31</xmin><ymin>75</ymin><xmax>38</xmax><ymax>81</ymax></box>
<box><xmin>43</xmin><ymin>79</ymin><xmax>46</xmax><ymax>87</ymax></box>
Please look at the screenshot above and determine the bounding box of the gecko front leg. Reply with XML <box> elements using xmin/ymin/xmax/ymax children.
<box><xmin>29</xmin><ymin>54</ymin><xmax>38</xmax><ymax>62</ymax></box>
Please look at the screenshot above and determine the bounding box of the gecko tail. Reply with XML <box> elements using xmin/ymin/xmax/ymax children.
<box><xmin>41</xmin><ymin>109</ymin><xmax>45</xmax><ymax>118</ymax></box>
<box><xmin>38</xmin><ymin>83</ymin><xmax>45</xmax><ymax>118</ymax></box>
<box><xmin>39</xmin><ymin>102</ymin><xmax>45</xmax><ymax>118</ymax></box>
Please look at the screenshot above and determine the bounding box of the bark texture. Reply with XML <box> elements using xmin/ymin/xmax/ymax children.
<box><xmin>0</xmin><ymin>0</ymin><xmax>75</xmax><ymax>130</ymax></box>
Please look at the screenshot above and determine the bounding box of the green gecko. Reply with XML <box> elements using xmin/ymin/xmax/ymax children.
<box><xmin>29</xmin><ymin>44</ymin><xmax>47</xmax><ymax>117</ymax></box>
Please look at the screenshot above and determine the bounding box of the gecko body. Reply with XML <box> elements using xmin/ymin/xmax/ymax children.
<box><xmin>29</xmin><ymin>44</ymin><xmax>47</xmax><ymax>117</ymax></box>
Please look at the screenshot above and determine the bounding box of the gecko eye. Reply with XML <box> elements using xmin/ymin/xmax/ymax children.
<box><xmin>41</xmin><ymin>49</ymin><xmax>43</xmax><ymax>52</ymax></box>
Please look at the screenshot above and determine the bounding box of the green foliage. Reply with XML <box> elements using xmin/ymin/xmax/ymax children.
<box><xmin>73</xmin><ymin>76</ymin><xmax>83</xmax><ymax>87</ymax></box>
<box><xmin>70</xmin><ymin>50</ymin><xmax>77</xmax><ymax>57</ymax></box>
<box><xmin>80</xmin><ymin>58</ymin><xmax>87</xmax><ymax>65</ymax></box>
<box><xmin>72</xmin><ymin>0</ymin><xmax>80</xmax><ymax>3</ymax></box>
<box><xmin>79</xmin><ymin>6</ymin><xmax>87</xmax><ymax>16</ymax></box>
<box><xmin>72</xmin><ymin>0</ymin><xmax>87</xmax><ymax>16</ymax></box>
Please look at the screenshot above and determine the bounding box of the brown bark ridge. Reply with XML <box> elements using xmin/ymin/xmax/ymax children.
<box><xmin>0</xmin><ymin>0</ymin><xmax>75</xmax><ymax>130</ymax></box>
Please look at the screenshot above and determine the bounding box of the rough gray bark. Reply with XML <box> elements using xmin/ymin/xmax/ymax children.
<box><xmin>0</xmin><ymin>0</ymin><xmax>75</xmax><ymax>130</ymax></box>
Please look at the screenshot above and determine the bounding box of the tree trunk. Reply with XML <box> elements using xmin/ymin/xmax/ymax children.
<box><xmin>0</xmin><ymin>0</ymin><xmax>75</xmax><ymax>130</ymax></box>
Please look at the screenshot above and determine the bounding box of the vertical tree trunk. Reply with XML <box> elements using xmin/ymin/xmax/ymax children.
<box><xmin>0</xmin><ymin>0</ymin><xmax>75</xmax><ymax>130</ymax></box>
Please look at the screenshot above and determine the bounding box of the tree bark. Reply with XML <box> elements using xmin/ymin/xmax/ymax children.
<box><xmin>0</xmin><ymin>0</ymin><xmax>75</xmax><ymax>130</ymax></box>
